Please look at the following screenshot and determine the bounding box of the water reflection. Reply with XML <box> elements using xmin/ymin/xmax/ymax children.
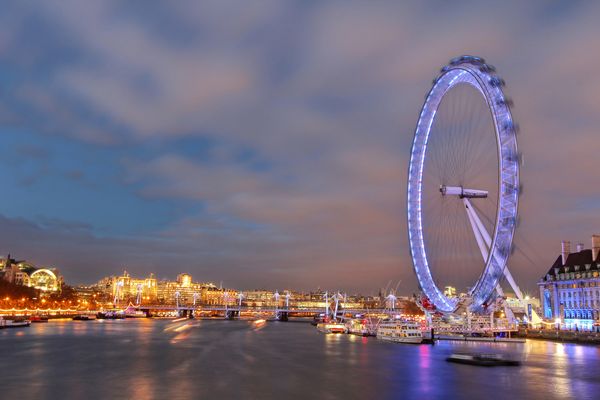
<box><xmin>555</xmin><ymin>342</ymin><xmax>566</xmax><ymax>357</ymax></box>
<box><xmin>0</xmin><ymin>321</ymin><xmax>599</xmax><ymax>399</ymax></box>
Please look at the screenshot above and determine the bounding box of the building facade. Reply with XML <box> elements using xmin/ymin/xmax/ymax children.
<box><xmin>0</xmin><ymin>255</ymin><xmax>63</xmax><ymax>292</ymax></box>
<box><xmin>92</xmin><ymin>271</ymin><xmax>235</xmax><ymax>306</ymax></box>
<box><xmin>538</xmin><ymin>235</ymin><xmax>600</xmax><ymax>331</ymax></box>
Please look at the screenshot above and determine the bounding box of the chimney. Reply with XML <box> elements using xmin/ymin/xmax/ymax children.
<box><xmin>561</xmin><ymin>240</ymin><xmax>570</xmax><ymax>265</ymax></box>
<box><xmin>576</xmin><ymin>243</ymin><xmax>584</xmax><ymax>253</ymax></box>
<box><xmin>592</xmin><ymin>234</ymin><xmax>600</xmax><ymax>261</ymax></box>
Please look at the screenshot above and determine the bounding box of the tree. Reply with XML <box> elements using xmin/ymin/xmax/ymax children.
<box><xmin>401</xmin><ymin>299</ymin><xmax>424</xmax><ymax>316</ymax></box>
<box><xmin>47</xmin><ymin>284</ymin><xmax>77</xmax><ymax>301</ymax></box>
<box><xmin>0</xmin><ymin>279</ymin><xmax>39</xmax><ymax>299</ymax></box>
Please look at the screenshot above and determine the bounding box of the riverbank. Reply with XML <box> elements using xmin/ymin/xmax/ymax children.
<box><xmin>516</xmin><ymin>329</ymin><xmax>600</xmax><ymax>345</ymax></box>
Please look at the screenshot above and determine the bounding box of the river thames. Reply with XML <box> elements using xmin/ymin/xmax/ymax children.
<box><xmin>1</xmin><ymin>319</ymin><xmax>598</xmax><ymax>400</ymax></box>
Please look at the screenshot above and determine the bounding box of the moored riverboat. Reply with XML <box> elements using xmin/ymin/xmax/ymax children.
<box><xmin>96</xmin><ymin>311</ymin><xmax>125</xmax><ymax>320</ymax></box>
<box><xmin>317</xmin><ymin>321</ymin><xmax>347</xmax><ymax>334</ymax></box>
<box><xmin>124</xmin><ymin>310</ymin><xmax>147</xmax><ymax>318</ymax></box>
<box><xmin>72</xmin><ymin>314</ymin><xmax>94</xmax><ymax>321</ymax></box>
<box><xmin>345</xmin><ymin>318</ymin><xmax>375</xmax><ymax>336</ymax></box>
<box><xmin>0</xmin><ymin>316</ymin><xmax>31</xmax><ymax>328</ymax></box>
<box><xmin>376</xmin><ymin>320</ymin><xmax>423</xmax><ymax>344</ymax></box>
<box><xmin>311</xmin><ymin>314</ymin><xmax>327</xmax><ymax>326</ymax></box>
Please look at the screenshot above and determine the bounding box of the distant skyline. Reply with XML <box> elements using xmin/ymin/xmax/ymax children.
<box><xmin>1</xmin><ymin>1</ymin><xmax>599</xmax><ymax>294</ymax></box>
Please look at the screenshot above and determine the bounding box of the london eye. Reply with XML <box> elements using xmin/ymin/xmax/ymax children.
<box><xmin>407</xmin><ymin>55</ymin><xmax>520</xmax><ymax>313</ymax></box>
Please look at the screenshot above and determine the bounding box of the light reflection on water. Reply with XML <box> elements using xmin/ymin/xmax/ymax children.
<box><xmin>1</xmin><ymin>320</ymin><xmax>599</xmax><ymax>400</ymax></box>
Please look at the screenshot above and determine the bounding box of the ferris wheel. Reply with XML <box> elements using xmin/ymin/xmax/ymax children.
<box><xmin>407</xmin><ymin>55</ymin><xmax>520</xmax><ymax>313</ymax></box>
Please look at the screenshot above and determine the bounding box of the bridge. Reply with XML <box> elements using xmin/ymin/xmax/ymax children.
<box><xmin>129</xmin><ymin>304</ymin><xmax>393</xmax><ymax>320</ymax></box>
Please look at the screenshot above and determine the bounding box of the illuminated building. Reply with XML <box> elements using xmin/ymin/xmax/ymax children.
<box><xmin>444</xmin><ymin>286</ymin><xmax>457</xmax><ymax>298</ymax></box>
<box><xmin>504</xmin><ymin>295</ymin><xmax>540</xmax><ymax>310</ymax></box>
<box><xmin>0</xmin><ymin>255</ymin><xmax>63</xmax><ymax>292</ymax></box>
<box><xmin>241</xmin><ymin>290</ymin><xmax>375</xmax><ymax>310</ymax></box>
<box><xmin>243</xmin><ymin>290</ymin><xmax>279</xmax><ymax>307</ymax></box>
<box><xmin>92</xmin><ymin>271</ymin><xmax>236</xmax><ymax>306</ymax></box>
<box><xmin>538</xmin><ymin>235</ymin><xmax>600</xmax><ymax>331</ymax></box>
<box><xmin>29</xmin><ymin>269</ymin><xmax>62</xmax><ymax>292</ymax></box>
<box><xmin>93</xmin><ymin>271</ymin><xmax>158</xmax><ymax>303</ymax></box>
<box><xmin>178</xmin><ymin>273</ymin><xmax>192</xmax><ymax>287</ymax></box>
<box><xmin>201</xmin><ymin>285</ymin><xmax>236</xmax><ymax>305</ymax></box>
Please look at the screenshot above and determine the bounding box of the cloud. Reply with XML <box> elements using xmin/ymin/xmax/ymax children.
<box><xmin>123</xmin><ymin>154</ymin><xmax>269</xmax><ymax>201</ymax></box>
<box><xmin>0</xmin><ymin>1</ymin><xmax>599</xmax><ymax>294</ymax></box>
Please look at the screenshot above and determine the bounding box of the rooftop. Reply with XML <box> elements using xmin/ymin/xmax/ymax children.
<box><xmin>541</xmin><ymin>249</ymin><xmax>600</xmax><ymax>282</ymax></box>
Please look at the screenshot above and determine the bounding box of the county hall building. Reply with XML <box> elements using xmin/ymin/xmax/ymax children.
<box><xmin>538</xmin><ymin>235</ymin><xmax>600</xmax><ymax>331</ymax></box>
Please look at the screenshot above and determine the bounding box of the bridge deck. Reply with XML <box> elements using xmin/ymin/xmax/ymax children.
<box><xmin>134</xmin><ymin>305</ymin><xmax>388</xmax><ymax>314</ymax></box>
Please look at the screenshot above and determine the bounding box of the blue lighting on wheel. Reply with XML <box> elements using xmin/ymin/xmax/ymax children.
<box><xmin>407</xmin><ymin>57</ymin><xmax>519</xmax><ymax>314</ymax></box>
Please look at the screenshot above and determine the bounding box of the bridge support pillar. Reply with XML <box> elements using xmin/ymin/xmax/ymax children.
<box><xmin>178</xmin><ymin>309</ymin><xmax>194</xmax><ymax>318</ymax></box>
<box><xmin>225</xmin><ymin>310</ymin><xmax>239</xmax><ymax>320</ymax></box>
<box><xmin>276</xmin><ymin>311</ymin><xmax>288</xmax><ymax>321</ymax></box>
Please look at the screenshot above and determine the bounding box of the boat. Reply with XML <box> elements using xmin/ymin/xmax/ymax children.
<box><xmin>30</xmin><ymin>315</ymin><xmax>49</xmax><ymax>323</ymax></box>
<box><xmin>124</xmin><ymin>310</ymin><xmax>147</xmax><ymax>318</ymax></box>
<box><xmin>96</xmin><ymin>311</ymin><xmax>125</xmax><ymax>320</ymax></box>
<box><xmin>376</xmin><ymin>320</ymin><xmax>423</xmax><ymax>344</ymax></box>
<box><xmin>72</xmin><ymin>314</ymin><xmax>93</xmax><ymax>321</ymax></box>
<box><xmin>316</xmin><ymin>321</ymin><xmax>347</xmax><ymax>334</ymax></box>
<box><xmin>0</xmin><ymin>316</ymin><xmax>31</xmax><ymax>328</ymax></box>
<box><xmin>345</xmin><ymin>318</ymin><xmax>375</xmax><ymax>336</ymax></box>
<box><xmin>123</xmin><ymin>304</ymin><xmax>147</xmax><ymax>318</ymax></box>
<box><xmin>311</xmin><ymin>314</ymin><xmax>327</xmax><ymax>326</ymax></box>
<box><xmin>446</xmin><ymin>353</ymin><xmax>521</xmax><ymax>367</ymax></box>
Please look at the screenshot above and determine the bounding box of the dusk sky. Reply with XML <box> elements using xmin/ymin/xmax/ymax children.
<box><xmin>1</xmin><ymin>1</ymin><xmax>598</xmax><ymax>294</ymax></box>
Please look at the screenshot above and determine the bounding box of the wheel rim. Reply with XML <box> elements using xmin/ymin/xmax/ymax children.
<box><xmin>407</xmin><ymin>57</ymin><xmax>519</xmax><ymax>313</ymax></box>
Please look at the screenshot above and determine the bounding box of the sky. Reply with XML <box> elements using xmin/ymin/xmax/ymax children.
<box><xmin>0</xmin><ymin>1</ymin><xmax>599</xmax><ymax>294</ymax></box>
